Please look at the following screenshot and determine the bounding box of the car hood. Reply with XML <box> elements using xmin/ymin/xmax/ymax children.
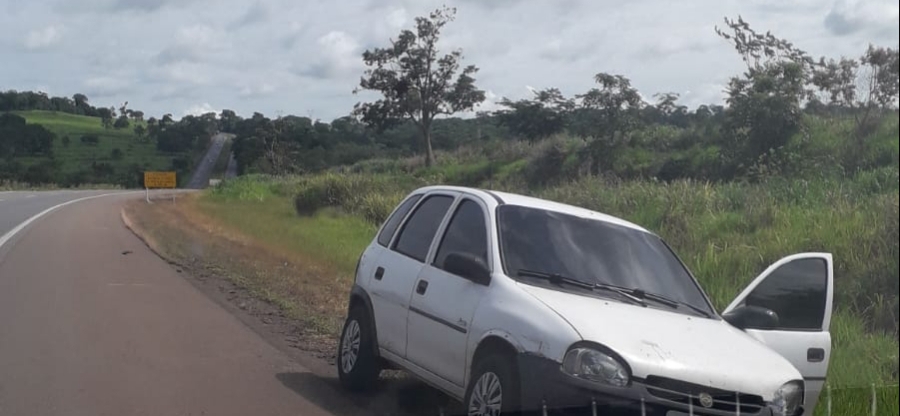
<box><xmin>519</xmin><ymin>283</ymin><xmax>801</xmax><ymax>400</ymax></box>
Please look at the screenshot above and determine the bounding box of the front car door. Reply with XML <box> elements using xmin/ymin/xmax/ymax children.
<box><xmin>406</xmin><ymin>196</ymin><xmax>492</xmax><ymax>388</ymax></box>
<box><xmin>368</xmin><ymin>192</ymin><xmax>456</xmax><ymax>357</ymax></box>
<box><xmin>724</xmin><ymin>253</ymin><xmax>834</xmax><ymax>413</ymax></box>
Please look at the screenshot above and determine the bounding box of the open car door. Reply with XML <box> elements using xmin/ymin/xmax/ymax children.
<box><xmin>723</xmin><ymin>253</ymin><xmax>834</xmax><ymax>413</ymax></box>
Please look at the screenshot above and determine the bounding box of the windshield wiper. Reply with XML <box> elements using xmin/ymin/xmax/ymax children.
<box><xmin>517</xmin><ymin>269</ymin><xmax>646</xmax><ymax>307</ymax></box>
<box><xmin>621</xmin><ymin>287</ymin><xmax>713</xmax><ymax>318</ymax></box>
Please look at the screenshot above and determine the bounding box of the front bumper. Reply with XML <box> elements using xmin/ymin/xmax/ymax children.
<box><xmin>516</xmin><ymin>354</ymin><xmax>795</xmax><ymax>416</ymax></box>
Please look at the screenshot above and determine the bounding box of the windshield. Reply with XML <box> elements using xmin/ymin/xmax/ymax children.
<box><xmin>497</xmin><ymin>205</ymin><xmax>714</xmax><ymax>314</ymax></box>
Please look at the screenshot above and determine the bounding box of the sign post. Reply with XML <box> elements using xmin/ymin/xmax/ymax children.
<box><xmin>143</xmin><ymin>171</ymin><xmax>177</xmax><ymax>204</ymax></box>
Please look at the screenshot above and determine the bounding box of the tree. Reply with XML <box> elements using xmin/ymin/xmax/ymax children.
<box><xmin>496</xmin><ymin>88</ymin><xmax>573</xmax><ymax>141</ymax></box>
<box><xmin>110</xmin><ymin>148</ymin><xmax>123</xmax><ymax>160</ymax></box>
<box><xmin>572</xmin><ymin>74</ymin><xmax>644</xmax><ymax>142</ymax></box>
<box><xmin>812</xmin><ymin>45</ymin><xmax>900</xmax><ymax>140</ymax></box>
<box><xmin>219</xmin><ymin>109</ymin><xmax>240</xmax><ymax>132</ymax></box>
<box><xmin>353</xmin><ymin>6</ymin><xmax>485</xmax><ymax>166</ymax></box>
<box><xmin>716</xmin><ymin>17</ymin><xmax>814</xmax><ymax>177</ymax></box>
<box><xmin>114</xmin><ymin>115</ymin><xmax>130</xmax><ymax>129</ymax></box>
<box><xmin>134</xmin><ymin>124</ymin><xmax>147</xmax><ymax>142</ymax></box>
<box><xmin>724</xmin><ymin>61</ymin><xmax>807</xmax><ymax>173</ymax></box>
<box><xmin>98</xmin><ymin>107</ymin><xmax>115</xmax><ymax>129</ymax></box>
<box><xmin>130</xmin><ymin>110</ymin><xmax>144</xmax><ymax>122</ymax></box>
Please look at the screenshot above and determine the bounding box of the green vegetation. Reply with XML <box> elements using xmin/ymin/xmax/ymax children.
<box><xmin>0</xmin><ymin>111</ymin><xmax>197</xmax><ymax>187</ymax></box>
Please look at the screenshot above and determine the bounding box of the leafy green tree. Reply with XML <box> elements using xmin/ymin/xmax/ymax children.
<box><xmin>98</xmin><ymin>107</ymin><xmax>115</xmax><ymax>129</ymax></box>
<box><xmin>134</xmin><ymin>124</ymin><xmax>147</xmax><ymax>142</ymax></box>
<box><xmin>812</xmin><ymin>45</ymin><xmax>900</xmax><ymax>139</ymax></box>
<box><xmin>496</xmin><ymin>88</ymin><xmax>573</xmax><ymax>141</ymax></box>
<box><xmin>572</xmin><ymin>74</ymin><xmax>644</xmax><ymax>142</ymax></box>
<box><xmin>568</xmin><ymin>73</ymin><xmax>644</xmax><ymax>174</ymax></box>
<box><xmin>716</xmin><ymin>16</ymin><xmax>815</xmax><ymax>177</ymax></box>
<box><xmin>353</xmin><ymin>6</ymin><xmax>485</xmax><ymax>166</ymax></box>
<box><xmin>114</xmin><ymin>115</ymin><xmax>130</xmax><ymax>129</ymax></box>
<box><xmin>219</xmin><ymin>109</ymin><xmax>240</xmax><ymax>132</ymax></box>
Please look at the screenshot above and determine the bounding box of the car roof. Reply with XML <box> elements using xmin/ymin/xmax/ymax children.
<box><xmin>413</xmin><ymin>185</ymin><xmax>651</xmax><ymax>234</ymax></box>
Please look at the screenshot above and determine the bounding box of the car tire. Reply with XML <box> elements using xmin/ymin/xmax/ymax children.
<box><xmin>337</xmin><ymin>306</ymin><xmax>380</xmax><ymax>391</ymax></box>
<box><xmin>464</xmin><ymin>354</ymin><xmax>521</xmax><ymax>416</ymax></box>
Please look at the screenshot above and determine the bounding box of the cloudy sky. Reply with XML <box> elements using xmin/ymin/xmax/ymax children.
<box><xmin>2</xmin><ymin>0</ymin><xmax>897</xmax><ymax>120</ymax></box>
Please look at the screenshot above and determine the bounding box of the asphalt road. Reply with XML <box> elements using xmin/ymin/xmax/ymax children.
<box><xmin>185</xmin><ymin>133</ymin><xmax>231</xmax><ymax>189</ymax></box>
<box><xmin>0</xmin><ymin>192</ymin><xmax>367</xmax><ymax>416</ymax></box>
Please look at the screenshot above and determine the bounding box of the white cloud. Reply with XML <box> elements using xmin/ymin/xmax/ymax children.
<box><xmin>296</xmin><ymin>30</ymin><xmax>361</xmax><ymax>79</ymax></box>
<box><xmin>239</xmin><ymin>82</ymin><xmax>277</xmax><ymax>98</ymax></box>
<box><xmin>23</xmin><ymin>25</ymin><xmax>63</xmax><ymax>50</ymax></box>
<box><xmin>184</xmin><ymin>102</ymin><xmax>216</xmax><ymax>117</ymax></box>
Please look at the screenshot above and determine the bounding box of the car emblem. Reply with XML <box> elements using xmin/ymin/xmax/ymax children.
<box><xmin>698</xmin><ymin>392</ymin><xmax>714</xmax><ymax>408</ymax></box>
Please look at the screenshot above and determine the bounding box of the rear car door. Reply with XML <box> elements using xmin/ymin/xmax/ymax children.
<box><xmin>368</xmin><ymin>192</ymin><xmax>456</xmax><ymax>358</ymax></box>
<box><xmin>724</xmin><ymin>253</ymin><xmax>834</xmax><ymax>413</ymax></box>
<box><xmin>406</xmin><ymin>196</ymin><xmax>492</xmax><ymax>387</ymax></box>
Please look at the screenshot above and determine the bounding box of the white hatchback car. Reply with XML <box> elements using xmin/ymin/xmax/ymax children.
<box><xmin>337</xmin><ymin>186</ymin><xmax>833</xmax><ymax>416</ymax></box>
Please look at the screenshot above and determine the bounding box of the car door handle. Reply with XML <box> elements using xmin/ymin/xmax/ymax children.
<box><xmin>374</xmin><ymin>267</ymin><xmax>385</xmax><ymax>281</ymax></box>
<box><xmin>416</xmin><ymin>280</ymin><xmax>429</xmax><ymax>295</ymax></box>
<box><xmin>807</xmin><ymin>348</ymin><xmax>825</xmax><ymax>362</ymax></box>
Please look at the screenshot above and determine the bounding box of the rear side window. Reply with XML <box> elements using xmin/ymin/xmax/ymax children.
<box><xmin>393</xmin><ymin>195</ymin><xmax>454</xmax><ymax>262</ymax></box>
<box><xmin>434</xmin><ymin>200</ymin><xmax>488</xmax><ymax>271</ymax></box>
<box><xmin>377</xmin><ymin>194</ymin><xmax>422</xmax><ymax>247</ymax></box>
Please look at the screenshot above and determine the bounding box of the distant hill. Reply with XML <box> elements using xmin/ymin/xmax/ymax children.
<box><xmin>2</xmin><ymin>111</ymin><xmax>193</xmax><ymax>187</ymax></box>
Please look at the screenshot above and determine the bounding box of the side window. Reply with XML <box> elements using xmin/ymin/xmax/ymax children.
<box><xmin>433</xmin><ymin>200</ymin><xmax>488</xmax><ymax>272</ymax></box>
<box><xmin>745</xmin><ymin>258</ymin><xmax>827</xmax><ymax>330</ymax></box>
<box><xmin>393</xmin><ymin>195</ymin><xmax>454</xmax><ymax>262</ymax></box>
<box><xmin>377</xmin><ymin>194</ymin><xmax>422</xmax><ymax>247</ymax></box>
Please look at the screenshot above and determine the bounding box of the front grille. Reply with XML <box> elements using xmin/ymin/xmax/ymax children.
<box><xmin>644</xmin><ymin>376</ymin><xmax>766</xmax><ymax>414</ymax></box>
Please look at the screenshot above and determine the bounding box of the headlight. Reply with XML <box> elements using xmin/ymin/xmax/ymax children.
<box><xmin>770</xmin><ymin>381</ymin><xmax>804</xmax><ymax>416</ymax></box>
<box><xmin>561</xmin><ymin>347</ymin><xmax>630</xmax><ymax>387</ymax></box>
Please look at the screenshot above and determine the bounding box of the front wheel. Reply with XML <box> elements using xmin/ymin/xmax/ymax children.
<box><xmin>337</xmin><ymin>306</ymin><xmax>380</xmax><ymax>391</ymax></box>
<box><xmin>464</xmin><ymin>354</ymin><xmax>520</xmax><ymax>416</ymax></box>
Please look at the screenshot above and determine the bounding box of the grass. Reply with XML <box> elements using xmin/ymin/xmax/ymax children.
<box><xmin>13</xmin><ymin>110</ymin><xmax>189</xmax><ymax>178</ymax></box>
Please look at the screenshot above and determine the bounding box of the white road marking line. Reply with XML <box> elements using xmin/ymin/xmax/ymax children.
<box><xmin>0</xmin><ymin>192</ymin><xmax>137</xmax><ymax>253</ymax></box>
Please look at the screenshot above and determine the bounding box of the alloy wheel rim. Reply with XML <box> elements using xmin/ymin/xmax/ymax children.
<box><xmin>468</xmin><ymin>371</ymin><xmax>503</xmax><ymax>416</ymax></box>
<box><xmin>340</xmin><ymin>320</ymin><xmax>361</xmax><ymax>374</ymax></box>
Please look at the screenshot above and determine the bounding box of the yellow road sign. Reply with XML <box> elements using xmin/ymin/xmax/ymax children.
<box><xmin>144</xmin><ymin>171</ymin><xmax>177</xmax><ymax>189</ymax></box>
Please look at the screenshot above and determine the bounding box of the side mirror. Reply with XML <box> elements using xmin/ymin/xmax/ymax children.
<box><xmin>723</xmin><ymin>305</ymin><xmax>780</xmax><ymax>330</ymax></box>
<box><xmin>444</xmin><ymin>252</ymin><xmax>491</xmax><ymax>286</ymax></box>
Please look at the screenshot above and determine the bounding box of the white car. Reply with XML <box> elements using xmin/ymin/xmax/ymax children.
<box><xmin>337</xmin><ymin>186</ymin><xmax>833</xmax><ymax>416</ymax></box>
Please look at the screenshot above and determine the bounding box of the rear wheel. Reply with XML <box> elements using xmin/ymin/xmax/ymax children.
<box><xmin>337</xmin><ymin>306</ymin><xmax>380</xmax><ymax>391</ymax></box>
<box><xmin>465</xmin><ymin>354</ymin><xmax>520</xmax><ymax>416</ymax></box>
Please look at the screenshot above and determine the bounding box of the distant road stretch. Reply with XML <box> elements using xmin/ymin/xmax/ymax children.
<box><xmin>186</xmin><ymin>133</ymin><xmax>232</xmax><ymax>189</ymax></box>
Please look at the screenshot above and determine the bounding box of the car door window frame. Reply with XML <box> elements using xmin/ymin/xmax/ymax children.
<box><xmin>376</xmin><ymin>193</ymin><xmax>424</xmax><ymax>248</ymax></box>
<box><xmin>431</xmin><ymin>195</ymin><xmax>493</xmax><ymax>277</ymax></box>
<box><xmin>725</xmin><ymin>253</ymin><xmax>834</xmax><ymax>333</ymax></box>
<box><xmin>390</xmin><ymin>191</ymin><xmax>460</xmax><ymax>263</ymax></box>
